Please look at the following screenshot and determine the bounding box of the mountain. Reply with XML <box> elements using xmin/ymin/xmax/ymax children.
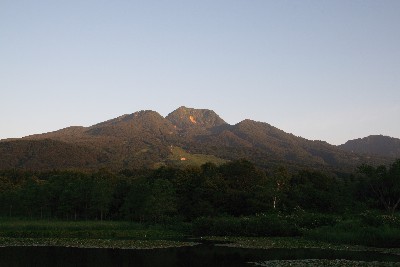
<box><xmin>0</xmin><ymin>107</ymin><xmax>390</xmax><ymax>171</ymax></box>
<box><xmin>339</xmin><ymin>135</ymin><xmax>400</xmax><ymax>158</ymax></box>
<box><xmin>19</xmin><ymin>110</ymin><xmax>178</xmax><ymax>169</ymax></box>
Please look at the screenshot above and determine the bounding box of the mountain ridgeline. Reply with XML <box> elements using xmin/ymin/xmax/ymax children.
<box><xmin>0</xmin><ymin>106</ymin><xmax>393</xmax><ymax>171</ymax></box>
<box><xmin>339</xmin><ymin>135</ymin><xmax>400</xmax><ymax>158</ymax></box>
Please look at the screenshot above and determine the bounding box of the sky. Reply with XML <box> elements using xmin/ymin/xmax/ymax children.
<box><xmin>1</xmin><ymin>0</ymin><xmax>399</xmax><ymax>145</ymax></box>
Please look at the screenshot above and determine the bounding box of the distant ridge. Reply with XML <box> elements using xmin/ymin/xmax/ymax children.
<box><xmin>339</xmin><ymin>135</ymin><xmax>400</xmax><ymax>158</ymax></box>
<box><xmin>0</xmin><ymin>107</ymin><xmax>392</xmax><ymax>171</ymax></box>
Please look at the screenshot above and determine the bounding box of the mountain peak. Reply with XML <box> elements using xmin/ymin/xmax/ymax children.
<box><xmin>91</xmin><ymin>110</ymin><xmax>162</xmax><ymax>128</ymax></box>
<box><xmin>166</xmin><ymin>106</ymin><xmax>227</xmax><ymax>129</ymax></box>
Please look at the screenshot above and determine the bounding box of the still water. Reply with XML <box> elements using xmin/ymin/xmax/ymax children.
<box><xmin>1</xmin><ymin>243</ymin><xmax>400</xmax><ymax>267</ymax></box>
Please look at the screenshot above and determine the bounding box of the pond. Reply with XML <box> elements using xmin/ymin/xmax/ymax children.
<box><xmin>1</xmin><ymin>242</ymin><xmax>400</xmax><ymax>267</ymax></box>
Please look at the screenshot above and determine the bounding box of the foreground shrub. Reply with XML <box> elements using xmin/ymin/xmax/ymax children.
<box><xmin>287</xmin><ymin>212</ymin><xmax>341</xmax><ymax>230</ymax></box>
<box><xmin>359</xmin><ymin>211</ymin><xmax>400</xmax><ymax>228</ymax></box>
<box><xmin>306</xmin><ymin>220</ymin><xmax>400</xmax><ymax>248</ymax></box>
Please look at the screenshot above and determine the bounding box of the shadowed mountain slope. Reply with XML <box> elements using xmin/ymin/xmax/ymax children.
<box><xmin>0</xmin><ymin>139</ymin><xmax>106</xmax><ymax>170</ymax></box>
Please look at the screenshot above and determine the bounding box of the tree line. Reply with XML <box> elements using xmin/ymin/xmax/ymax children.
<box><xmin>0</xmin><ymin>159</ymin><xmax>399</xmax><ymax>221</ymax></box>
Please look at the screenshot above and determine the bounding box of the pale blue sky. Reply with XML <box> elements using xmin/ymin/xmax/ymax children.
<box><xmin>1</xmin><ymin>1</ymin><xmax>399</xmax><ymax>145</ymax></box>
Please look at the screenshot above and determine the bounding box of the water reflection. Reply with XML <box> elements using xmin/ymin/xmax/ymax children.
<box><xmin>1</xmin><ymin>244</ymin><xmax>400</xmax><ymax>267</ymax></box>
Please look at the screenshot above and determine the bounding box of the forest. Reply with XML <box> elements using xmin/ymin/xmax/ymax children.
<box><xmin>1</xmin><ymin>159</ymin><xmax>400</xmax><ymax>247</ymax></box>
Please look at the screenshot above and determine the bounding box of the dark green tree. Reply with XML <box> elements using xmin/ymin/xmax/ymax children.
<box><xmin>90</xmin><ymin>170</ymin><xmax>115</xmax><ymax>221</ymax></box>
<box><xmin>143</xmin><ymin>179</ymin><xmax>177</xmax><ymax>222</ymax></box>
<box><xmin>289</xmin><ymin>170</ymin><xmax>338</xmax><ymax>212</ymax></box>
<box><xmin>358</xmin><ymin>159</ymin><xmax>400</xmax><ymax>215</ymax></box>
<box><xmin>122</xmin><ymin>178</ymin><xmax>151</xmax><ymax>221</ymax></box>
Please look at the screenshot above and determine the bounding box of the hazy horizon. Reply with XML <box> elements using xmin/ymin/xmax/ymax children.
<box><xmin>1</xmin><ymin>1</ymin><xmax>399</xmax><ymax>145</ymax></box>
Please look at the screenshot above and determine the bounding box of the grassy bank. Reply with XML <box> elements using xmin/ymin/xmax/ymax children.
<box><xmin>251</xmin><ymin>259</ymin><xmax>400</xmax><ymax>267</ymax></box>
<box><xmin>0</xmin><ymin>218</ymin><xmax>188</xmax><ymax>240</ymax></box>
<box><xmin>304</xmin><ymin>213</ymin><xmax>400</xmax><ymax>248</ymax></box>
<box><xmin>206</xmin><ymin>236</ymin><xmax>400</xmax><ymax>256</ymax></box>
<box><xmin>1</xmin><ymin>212</ymin><xmax>399</xmax><ymax>250</ymax></box>
<box><xmin>193</xmin><ymin>212</ymin><xmax>400</xmax><ymax>249</ymax></box>
<box><xmin>0</xmin><ymin>217</ymin><xmax>197</xmax><ymax>249</ymax></box>
<box><xmin>0</xmin><ymin>237</ymin><xmax>198</xmax><ymax>249</ymax></box>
